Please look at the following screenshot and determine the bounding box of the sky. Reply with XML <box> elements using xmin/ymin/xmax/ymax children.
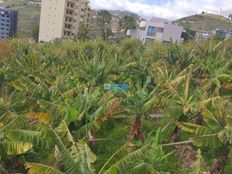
<box><xmin>90</xmin><ymin>0</ymin><xmax>232</xmax><ymax>20</ymax></box>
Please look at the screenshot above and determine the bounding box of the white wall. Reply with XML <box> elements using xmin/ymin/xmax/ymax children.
<box><xmin>39</xmin><ymin>0</ymin><xmax>66</xmax><ymax>42</ymax></box>
<box><xmin>127</xmin><ymin>18</ymin><xmax>184</xmax><ymax>43</ymax></box>
<box><xmin>163</xmin><ymin>23</ymin><xmax>183</xmax><ymax>43</ymax></box>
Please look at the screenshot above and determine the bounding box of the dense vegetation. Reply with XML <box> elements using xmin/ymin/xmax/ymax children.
<box><xmin>0</xmin><ymin>38</ymin><xmax>232</xmax><ymax>174</ymax></box>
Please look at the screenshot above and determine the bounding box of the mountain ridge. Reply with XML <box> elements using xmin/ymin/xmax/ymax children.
<box><xmin>175</xmin><ymin>13</ymin><xmax>232</xmax><ymax>31</ymax></box>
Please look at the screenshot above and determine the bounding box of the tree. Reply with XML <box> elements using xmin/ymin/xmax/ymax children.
<box><xmin>181</xmin><ymin>28</ymin><xmax>196</xmax><ymax>42</ymax></box>
<box><xmin>97</xmin><ymin>10</ymin><xmax>112</xmax><ymax>41</ymax></box>
<box><xmin>31</xmin><ymin>24</ymin><xmax>40</xmax><ymax>42</ymax></box>
<box><xmin>122</xmin><ymin>78</ymin><xmax>157</xmax><ymax>142</ymax></box>
<box><xmin>77</xmin><ymin>22</ymin><xmax>90</xmax><ymax>41</ymax></box>
<box><xmin>119</xmin><ymin>15</ymin><xmax>137</xmax><ymax>37</ymax></box>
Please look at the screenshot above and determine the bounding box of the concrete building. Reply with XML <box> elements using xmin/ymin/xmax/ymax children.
<box><xmin>39</xmin><ymin>0</ymin><xmax>91</xmax><ymax>42</ymax></box>
<box><xmin>127</xmin><ymin>17</ymin><xmax>185</xmax><ymax>44</ymax></box>
<box><xmin>196</xmin><ymin>28</ymin><xmax>232</xmax><ymax>40</ymax></box>
<box><xmin>0</xmin><ymin>7</ymin><xmax>18</xmax><ymax>40</ymax></box>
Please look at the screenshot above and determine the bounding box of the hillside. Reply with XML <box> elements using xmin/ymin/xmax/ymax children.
<box><xmin>108</xmin><ymin>10</ymin><xmax>144</xmax><ymax>21</ymax></box>
<box><xmin>1</xmin><ymin>0</ymin><xmax>40</xmax><ymax>37</ymax></box>
<box><xmin>175</xmin><ymin>13</ymin><xmax>232</xmax><ymax>31</ymax></box>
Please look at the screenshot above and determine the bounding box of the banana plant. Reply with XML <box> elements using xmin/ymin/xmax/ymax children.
<box><xmin>177</xmin><ymin>95</ymin><xmax>232</xmax><ymax>173</ymax></box>
<box><xmin>122</xmin><ymin>77</ymin><xmax>157</xmax><ymax>142</ymax></box>
<box><xmin>25</xmin><ymin>121</ymin><xmax>97</xmax><ymax>174</ymax></box>
<box><xmin>99</xmin><ymin>128</ymin><xmax>173</xmax><ymax>174</ymax></box>
<box><xmin>0</xmin><ymin>112</ymin><xmax>97</xmax><ymax>174</ymax></box>
<box><xmin>194</xmin><ymin>56</ymin><xmax>232</xmax><ymax>95</ymax></box>
<box><xmin>152</xmin><ymin>61</ymin><xmax>228</xmax><ymax>143</ymax></box>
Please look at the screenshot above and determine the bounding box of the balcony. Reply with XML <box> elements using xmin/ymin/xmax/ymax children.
<box><xmin>65</xmin><ymin>13</ymin><xmax>74</xmax><ymax>18</ymax></box>
<box><xmin>66</xmin><ymin>6</ymin><xmax>75</xmax><ymax>11</ymax></box>
<box><xmin>66</xmin><ymin>0</ymin><xmax>76</xmax><ymax>4</ymax></box>
<box><xmin>64</xmin><ymin>20</ymin><xmax>73</xmax><ymax>25</ymax></box>
<box><xmin>64</xmin><ymin>24</ymin><xmax>76</xmax><ymax>32</ymax></box>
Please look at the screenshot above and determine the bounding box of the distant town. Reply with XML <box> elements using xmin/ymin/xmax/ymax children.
<box><xmin>0</xmin><ymin>0</ymin><xmax>232</xmax><ymax>43</ymax></box>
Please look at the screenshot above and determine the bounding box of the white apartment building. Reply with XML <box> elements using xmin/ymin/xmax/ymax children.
<box><xmin>39</xmin><ymin>0</ymin><xmax>91</xmax><ymax>42</ymax></box>
<box><xmin>127</xmin><ymin>17</ymin><xmax>185</xmax><ymax>43</ymax></box>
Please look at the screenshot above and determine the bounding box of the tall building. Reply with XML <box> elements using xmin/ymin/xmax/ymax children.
<box><xmin>0</xmin><ymin>7</ymin><xmax>18</xmax><ymax>40</ymax></box>
<box><xmin>39</xmin><ymin>0</ymin><xmax>91</xmax><ymax>42</ymax></box>
<box><xmin>127</xmin><ymin>17</ymin><xmax>185</xmax><ymax>44</ymax></box>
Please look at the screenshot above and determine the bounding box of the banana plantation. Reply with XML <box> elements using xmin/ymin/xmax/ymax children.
<box><xmin>0</xmin><ymin>38</ymin><xmax>232</xmax><ymax>174</ymax></box>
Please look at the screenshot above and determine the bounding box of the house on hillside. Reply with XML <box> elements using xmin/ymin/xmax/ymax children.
<box><xmin>196</xmin><ymin>28</ymin><xmax>232</xmax><ymax>40</ymax></box>
<box><xmin>126</xmin><ymin>17</ymin><xmax>185</xmax><ymax>44</ymax></box>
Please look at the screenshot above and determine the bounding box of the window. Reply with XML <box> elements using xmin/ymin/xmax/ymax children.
<box><xmin>65</xmin><ymin>17</ymin><xmax>72</xmax><ymax>22</ymax></box>
<box><xmin>147</xmin><ymin>26</ymin><xmax>156</xmax><ymax>37</ymax></box>
<box><xmin>64</xmin><ymin>31</ymin><xmax>71</xmax><ymax>36</ymax></box>
<box><xmin>66</xmin><ymin>10</ymin><xmax>73</xmax><ymax>15</ymax></box>
<box><xmin>65</xmin><ymin>24</ymin><xmax>71</xmax><ymax>29</ymax></box>
<box><xmin>157</xmin><ymin>27</ymin><xmax>164</xmax><ymax>33</ymax></box>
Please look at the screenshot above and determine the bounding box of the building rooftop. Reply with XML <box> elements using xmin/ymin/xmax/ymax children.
<box><xmin>150</xmin><ymin>17</ymin><xmax>170</xmax><ymax>23</ymax></box>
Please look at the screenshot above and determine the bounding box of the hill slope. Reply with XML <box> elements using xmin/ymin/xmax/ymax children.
<box><xmin>175</xmin><ymin>13</ymin><xmax>232</xmax><ymax>31</ymax></box>
<box><xmin>1</xmin><ymin>0</ymin><xmax>40</xmax><ymax>37</ymax></box>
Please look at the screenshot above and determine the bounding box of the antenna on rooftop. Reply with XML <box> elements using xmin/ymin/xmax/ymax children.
<box><xmin>219</xmin><ymin>8</ymin><xmax>222</xmax><ymax>15</ymax></box>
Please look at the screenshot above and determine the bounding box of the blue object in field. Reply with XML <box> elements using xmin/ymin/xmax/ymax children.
<box><xmin>104</xmin><ymin>84</ymin><xmax>129</xmax><ymax>91</ymax></box>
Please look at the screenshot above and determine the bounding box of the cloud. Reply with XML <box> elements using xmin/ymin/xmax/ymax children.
<box><xmin>90</xmin><ymin>0</ymin><xmax>232</xmax><ymax>20</ymax></box>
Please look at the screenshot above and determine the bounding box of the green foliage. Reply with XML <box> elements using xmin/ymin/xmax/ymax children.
<box><xmin>191</xmin><ymin>149</ymin><xmax>204</xmax><ymax>174</ymax></box>
<box><xmin>77</xmin><ymin>22</ymin><xmax>90</xmax><ymax>41</ymax></box>
<box><xmin>25</xmin><ymin>163</ymin><xmax>64</xmax><ymax>174</ymax></box>
<box><xmin>97</xmin><ymin>10</ymin><xmax>112</xmax><ymax>41</ymax></box>
<box><xmin>119</xmin><ymin>15</ymin><xmax>137</xmax><ymax>36</ymax></box>
<box><xmin>0</xmin><ymin>38</ymin><xmax>231</xmax><ymax>173</ymax></box>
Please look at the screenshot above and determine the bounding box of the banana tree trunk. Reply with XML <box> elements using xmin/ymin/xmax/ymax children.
<box><xmin>128</xmin><ymin>116</ymin><xmax>144</xmax><ymax>142</ymax></box>
<box><xmin>171</xmin><ymin>126</ymin><xmax>181</xmax><ymax>142</ymax></box>
<box><xmin>172</xmin><ymin>115</ymin><xmax>189</xmax><ymax>142</ymax></box>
